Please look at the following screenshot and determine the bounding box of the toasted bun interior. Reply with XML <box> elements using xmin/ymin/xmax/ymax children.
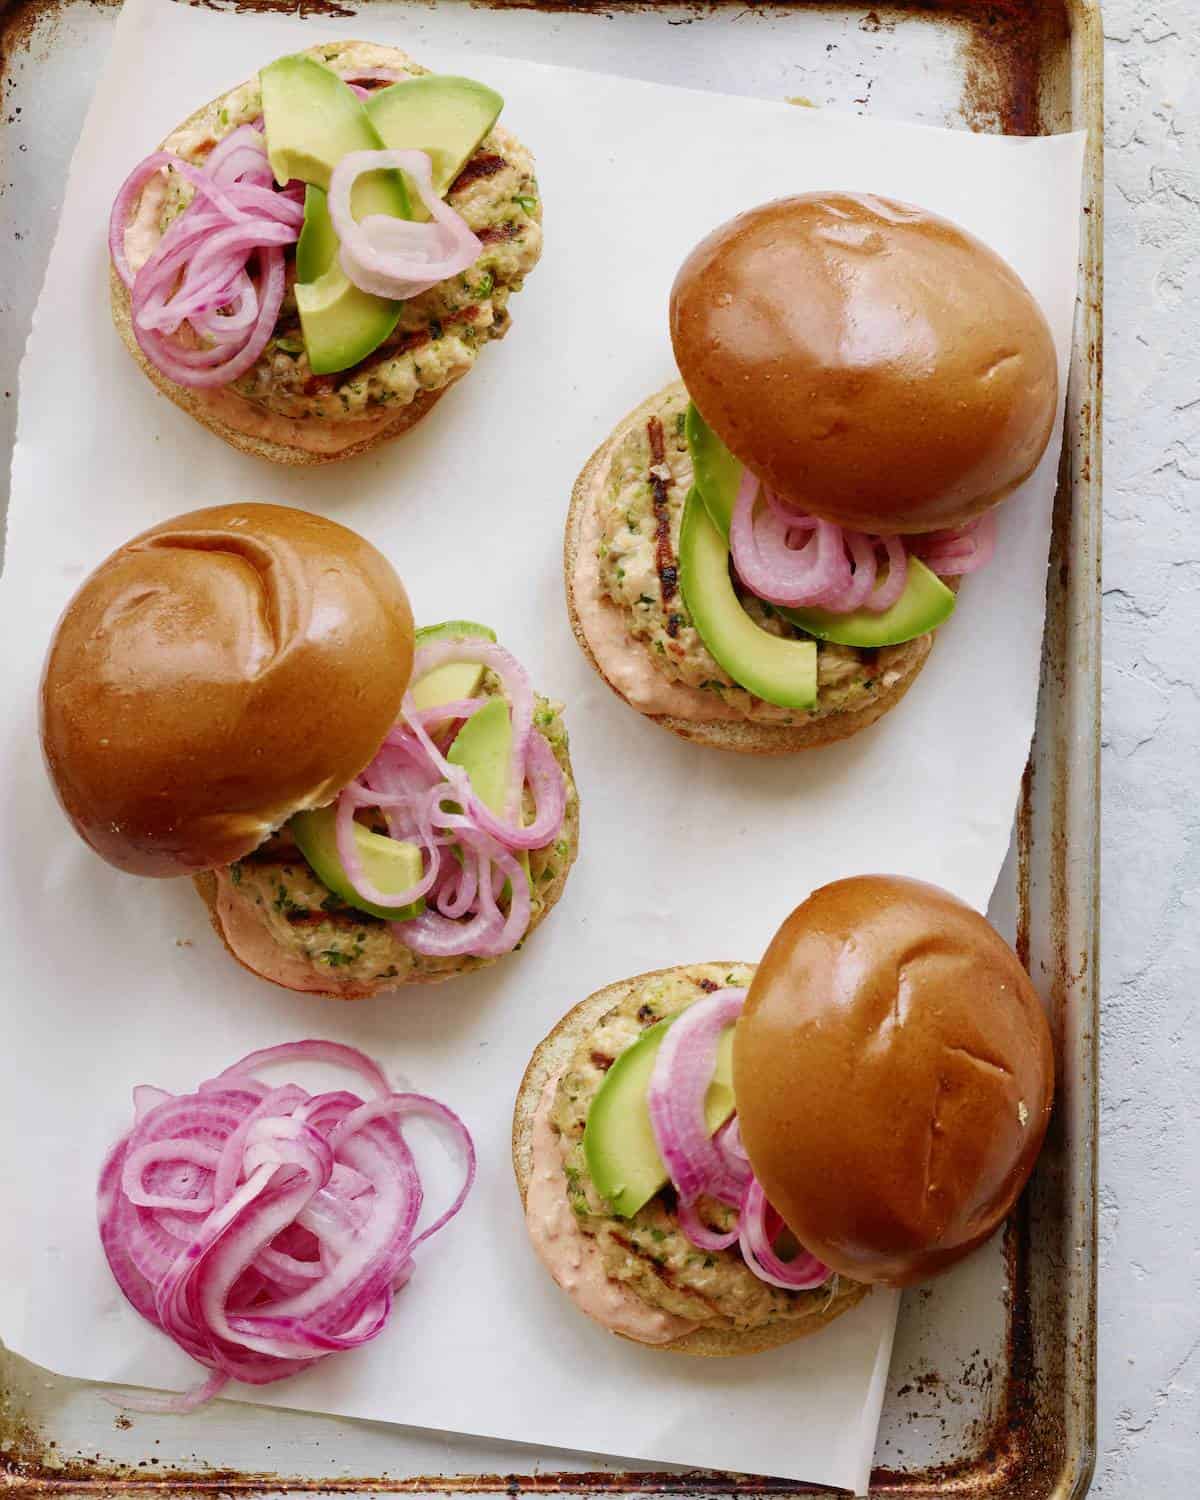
<box><xmin>41</xmin><ymin>503</ymin><xmax>413</xmax><ymax>876</ymax></box>
<box><xmin>670</xmin><ymin>193</ymin><xmax>1058</xmax><ymax>534</ymax></box>
<box><xmin>733</xmin><ymin>876</ymin><xmax>1054</xmax><ymax>1286</ymax></box>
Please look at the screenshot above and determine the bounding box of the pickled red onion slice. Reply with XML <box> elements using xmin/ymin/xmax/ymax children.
<box><xmin>108</xmin><ymin>127</ymin><xmax>301</xmax><ymax>389</ymax></box>
<box><xmin>738</xmin><ymin>1178</ymin><xmax>831</xmax><ymax>1291</ymax></box>
<box><xmin>914</xmin><ymin>510</ymin><xmax>998</xmax><ymax>576</ymax></box>
<box><xmin>98</xmin><ymin>1041</ymin><xmax>474</xmax><ymax>1412</ymax></box>
<box><xmin>330</xmin><ymin>633</ymin><xmax>567</xmax><ymax>960</ymax></box>
<box><xmin>328</xmin><ymin>149</ymin><xmax>482</xmax><ymax>301</ymax></box>
<box><xmin>731</xmin><ymin>471</ymin><xmax>911</xmax><ymax>614</ymax></box>
<box><xmin>646</xmin><ymin>990</ymin><xmax>832</xmax><ymax>1292</ymax></box>
<box><xmin>647</xmin><ymin>988</ymin><xmax>748</xmax><ymax>1208</ymax></box>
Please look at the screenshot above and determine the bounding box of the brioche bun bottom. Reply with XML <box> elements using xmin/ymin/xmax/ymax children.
<box><xmin>110</xmin><ymin>267</ymin><xmax>451</xmax><ymax>467</ymax></box>
<box><xmin>195</xmin><ymin>870</ymin><xmax>398</xmax><ymax>1000</ymax></box>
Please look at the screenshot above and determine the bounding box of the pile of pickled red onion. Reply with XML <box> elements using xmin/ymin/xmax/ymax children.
<box><xmin>109</xmin><ymin>125</ymin><xmax>303</xmax><ymax>388</ymax></box>
<box><xmin>647</xmin><ymin>990</ymin><xmax>831</xmax><ymax>1292</ymax></box>
<box><xmin>335</xmin><ymin>635</ymin><xmax>567</xmax><ymax>959</ymax></box>
<box><xmin>730</xmin><ymin>470</ymin><xmax>998</xmax><ymax>614</ymax></box>
<box><xmin>98</xmin><ymin>1041</ymin><xmax>474</xmax><ymax>1411</ymax></box>
<box><xmin>108</xmin><ymin>70</ymin><xmax>481</xmax><ymax>389</ymax></box>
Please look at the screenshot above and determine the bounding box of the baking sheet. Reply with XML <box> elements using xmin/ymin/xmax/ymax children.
<box><xmin>0</xmin><ymin>0</ymin><xmax>1084</xmax><ymax>1492</ymax></box>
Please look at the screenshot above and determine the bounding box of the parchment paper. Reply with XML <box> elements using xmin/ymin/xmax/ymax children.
<box><xmin>0</xmin><ymin>0</ymin><xmax>1084</xmax><ymax>1490</ymax></box>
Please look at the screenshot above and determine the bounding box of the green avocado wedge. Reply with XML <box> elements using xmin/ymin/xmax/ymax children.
<box><xmin>443</xmin><ymin>661</ymin><xmax>530</xmax><ymax>896</ymax></box>
<box><xmin>415</xmin><ymin>619</ymin><xmax>498</xmax><ymax>646</ymax></box>
<box><xmin>294</xmin><ymin>263</ymin><xmax>406</xmax><ymax>377</ymax></box>
<box><xmin>294</xmin><ymin>75</ymin><xmax>504</xmax><ymax>375</ymax></box>
<box><xmin>686</xmin><ymin>401</ymin><xmax>742</xmax><ymax>537</ymax></box>
<box><xmin>410</xmin><ymin>620</ymin><xmax>498</xmax><ymax>711</ymax></box>
<box><xmin>584</xmin><ymin>1014</ymin><xmax>736</xmax><ymax>1219</ymax></box>
<box><xmin>260</xmin><ymin>55</ymin><xmax>411</xmax><ymax>208</ymax></box>
<box><xmin>678</xmin><ymin>487</ymin><xmax>818</xmax><ymax>711</ymax></box>
<box><xmin>290</xmin><ymin>805</ymin><xmax>425</xmax><ymax>922</ymax></box>
<box><xmin>367</xmin><ymin>75</ymin><xmax>503</xmax><ymax>221</ymax></box>
<box><xmin>447</xmin><ymin>697</ymin><xmax>511</xmax><ymax>813</ymax></box>
<box><xmin>782</xmin><ymin>558</ymin><xmax>956</xmax><ymax>647</ymax></box>
<box><xmin>685</xmin><ymin>401</ymin><xmax>958</xmax><ymax>648</ymax></box>
<box><xmin>295</xmin><ymin>184</ymin><xmax>341</xmax><ymax>284</ymax></box>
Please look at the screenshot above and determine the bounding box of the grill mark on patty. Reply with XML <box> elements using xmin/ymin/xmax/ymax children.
<box><xmin>647</xmin><ymin>416</ymin><xmax>679</xmax><ymax>610</ymax></box>
<box><xmin>609</xmin><ymin>1231</ymin><xmax>723</xmax><ymax>1318</ymax></box>
<box><xmin>283</xmin><ymin>907</ymin><xmax>328</xmax><ymax>927</ymax></box>
<box><xmin>283</xmin><ymin>904</ymin><xmax>383</xmax><ymax>929</ymax></box>
<box><xmin>300</xmin><ymin>304</ymin><xmax>483</xmax><ymax>396</ymax></box>
<box><xmin>451</xmin><ymin>153</ymin><xmax>507</xmax><ymax>191</ymax></box>
<box><xmin>477</xmin><ymin>222</ymin><xmax>521</xmax><ymax>246</ymax></box>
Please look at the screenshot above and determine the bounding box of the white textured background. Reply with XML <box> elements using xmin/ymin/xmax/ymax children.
<box><xmin>1100</xmin><ymin>0</ymin><xmax>1200</xmax><ymax>1488</ymax></box>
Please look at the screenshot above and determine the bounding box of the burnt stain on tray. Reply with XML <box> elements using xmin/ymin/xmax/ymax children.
<box><xmin>191</xmin><ymin>0</ymin><xmax>359</xmax><ymax>18</ymax></box>
<box><xmin>0</xmin><ymin>0</ymin><xmax>1083</xmax><ymax>1495</ymax></box>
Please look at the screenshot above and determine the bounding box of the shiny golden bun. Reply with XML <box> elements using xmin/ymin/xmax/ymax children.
<box><xmin>733</xmin><ymin>876</ymin><xmax>1054</xmax><ymax>1287</ymax></box>
<box><xmin>40</xmin><ymin>503</ymin><xmax>413</xmax><ymax>877</ymax></box>
<box><xmin>670</xmin><ymin>193</ymin><xmax>1058</xmax><ymax>534</ymax></box>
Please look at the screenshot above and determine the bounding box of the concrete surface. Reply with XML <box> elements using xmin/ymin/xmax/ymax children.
<box><xmin>1099</xmin><ymin>0</ymin><xmax>1200</xmax><ymax>1489</ymax></box>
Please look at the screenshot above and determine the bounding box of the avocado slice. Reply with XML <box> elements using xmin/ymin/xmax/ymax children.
<box><xmin>410</xmin><ymin>620</ymin><xmax>498</xmax><ymax>711</ymax></box>
<box><xmin>445</xmin><ymin>685</ymin><xmax>530</xmax><ymax>896</ymax></box>
<box><xmin>415</xmin><ymin>619</ymin><xmax>498</xmax><ymax>646</ymax></box>
<box><xmin>367</xmin><ymin>75</ymin><xmax>503</xmax><ymax>221</ymax></box>
<box><xmin>686</xmin><ymin>402</ymin><xmax>742</xmax><ymax>537</ymax></box>
<box><xmin>584</xmin><ymin>1014</ymin><xmax>736</xmax><ymax>1218</ymax></box>
<box><xmin>295</xmin><ymin>184</ymin><xmax>341</xmax><ymax>284</ymax></box>
<box><xmin>260</xmin><ymin>54</ymin><xmax>411</xmax><ymax>209</ymax></box>
<box><xmin>447</xmin><ymin>697</ymin><xmax>511</xmax><ymax>813</ymax></box>
<box><xmin>679</xmin><ymin>488</ymin><xmax>818</xmax><ymax>711</ymax></box>
<box><xmin>295</xmin><ymin>264</ymin><xmax>406</xmax><ymax>377</ymax></box>
<box><xmin>289</xmin><ymin>805</ymin><xmax>425</xmax><ymax>921</ymax></box>
<box><xmin>685</xmin><ymin>402</ymin><xmax>957</xmax><ymax>648</ymax></box>
<box><xmin>782</xmin><ymin>558</ymin><xmax>956</xmax><ymax>646</ymax></box>
<box><xmin>294</xmin><ymin>75</ymin><xmax>503</xmax><ymax>376</ymax></box>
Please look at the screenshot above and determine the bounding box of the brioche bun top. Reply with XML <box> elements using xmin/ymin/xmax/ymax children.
<box><xmin>40</xmin><ymin>502</ymin><xmax>413</xmax><ymax>876</ymax></box>
<box><xmin>669</xmin><ymin>192</ymin><xmax>1058</xmax><ymax>533</ymax></box>
<box><xmin>733</xmin><ymin>875</ymin><xmax>1054</xmax><ymax>1286</ymax></box>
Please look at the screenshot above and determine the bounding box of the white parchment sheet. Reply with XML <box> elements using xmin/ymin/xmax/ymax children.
<box><xmin>0</xmin><ymin>0</ymin><xmax>1084</xmax><ymax>1490</ymax></box>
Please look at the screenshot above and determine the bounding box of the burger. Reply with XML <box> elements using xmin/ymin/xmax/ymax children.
<box><xmin>109</xmin><ymin>41</ymin><xmax>541</xmax><ymax>465</ymax></box>
<box><xmin>40</xmin><ymin>503</ymin><xmax>578</xmax><ymax>998</ymax></box>
<box><xmin>566</xmin><ymin>193</ymin><xmax>1059</xmax><ymax>753</ymax></box>
<box><xmin>513</xmin><ymin>876</ymin><xmax>1053</xmax><ymax>1352</ymax></box>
